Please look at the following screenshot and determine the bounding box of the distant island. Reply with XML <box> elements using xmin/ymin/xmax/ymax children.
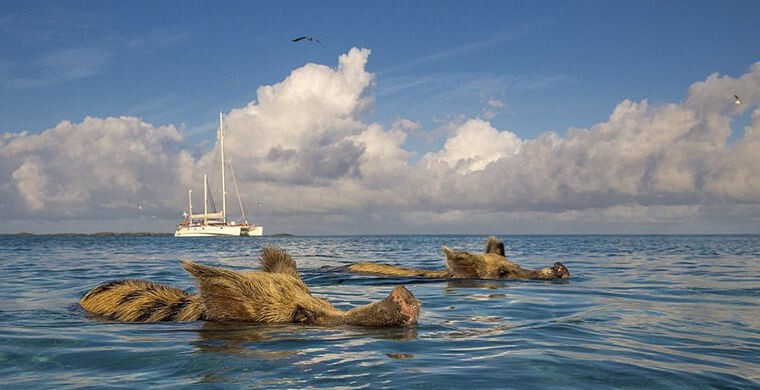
<box><xmin>4</xmin><ymin>232</ymin><xmax>173</xmax><ymax>237</ymax></box>
<box><xmin>3</xmin><ymin>232</ymin><xmax>294</xmax><ymax>237</ymax></box>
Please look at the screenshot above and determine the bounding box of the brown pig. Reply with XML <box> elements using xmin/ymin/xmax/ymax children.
<box><xmin>80</xmin><ymin>246</ymin><xmax>420</xmax><ymax>327</ymax></box>
<box><xmin>348</xmin><ymin>236</ymin><xmax>570</xmax><ymax>280</ymax></box>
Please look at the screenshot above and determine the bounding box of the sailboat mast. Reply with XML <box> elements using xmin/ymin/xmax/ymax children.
<box><xmin>219</xmin><ymin>112</ymin><xmax>227</xmax><ymax>223</ymax></box>
<box><xmin>188</xmin><ymin>189</ymin><xmax>193</xmax><ymax>219</ymax></box>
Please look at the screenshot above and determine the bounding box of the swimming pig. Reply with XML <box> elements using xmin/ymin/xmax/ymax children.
<box><xmin>347</xmin><ymin>236</ymin><xmax>570</xmax><ymax>280</ymax></box>
<box><xmin>80</xmin><ymin>246</ymin><xmax>420</xmax><ymax>327</ymax></box>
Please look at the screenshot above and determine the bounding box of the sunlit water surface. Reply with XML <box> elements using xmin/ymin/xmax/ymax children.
<box><xmin>1</xmin><ymin>235</ymin><xmax>758</xmax><ymax>388</ymax></box>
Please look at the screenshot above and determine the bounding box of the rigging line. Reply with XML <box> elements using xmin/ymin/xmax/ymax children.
<box><xmin>207</xmin><ymin>176</ymin><xmax>217</xmax><ymax>214</ymax></box>
<box><xmin>229</xmin><ymin>161</ymin><xmax>248</xmax><ymax>224</ymax></box>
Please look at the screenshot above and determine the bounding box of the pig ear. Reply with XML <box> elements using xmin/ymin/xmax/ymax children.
<box><xmin>441</xmin><ymin>246</ymin><xmax>454</xmax><ymax>257</ymax></box>
<box><xmin>181</xmin><ymin>259</ymin><xmax>241</xmax><ymax>281</ymax></box>
<box><xmin>259</xmin><ymin>246</ymin><xmax>300</xmax><ymax>280</ymax></box>
<box><xmin>181</xmin><ymin>259</ymin><xmax>251</xmax><ymax>320</ymax></box>
<box><xmin>441</xmin><ymin>247</ymin><xmax>478</xmax><ymax>278</ymax></box>
<box><xmin>441</xmin><ymin>246</ymin><xmax>457</xmax><ymax>269</ymax></box>
<box><xmin>484</xmin><ymin>236</ymin><xmax>505</xmax><ymax>256</ymax></box>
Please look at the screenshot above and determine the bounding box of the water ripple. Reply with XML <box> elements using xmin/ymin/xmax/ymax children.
<box><xmin>0</xmin><ymin>234</ymin><xmax>758</xmax><ymax>388</ymax></box>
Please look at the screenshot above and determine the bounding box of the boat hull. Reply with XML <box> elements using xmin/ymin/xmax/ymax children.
<box><xmin>244</xmin><ymin>226</ymin><xmax>264</xmax><ymax>236</ymax></box>
<box><xmin>174</xmin><ymin>225</ymin><xmax>243</xmax><ymax>237</ymax></box>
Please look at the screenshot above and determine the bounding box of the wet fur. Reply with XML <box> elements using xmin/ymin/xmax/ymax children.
<box><xmin>348</xmin><ymin>236</ymin><xmax>570</xmax><ymax>280</ymax></box>
<box><xmin>79</xmin><ymin>279</ymin><xmax>205</xmax><ymax>322</ymax></box>
<box><xmin>80</xmin><ymin>246</ymin><xmax>420</xmax><ymax>326</ymax></box>
<box><xmin>346</xmin><ymin>263</ymin><xmax>451</xmax><ymax>278</ymax></box>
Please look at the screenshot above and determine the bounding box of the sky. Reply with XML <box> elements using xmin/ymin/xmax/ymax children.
<box><xmin>1</xmin><ymin>0</ymin><xmax>759</xmax><ymax>235</ymax></box>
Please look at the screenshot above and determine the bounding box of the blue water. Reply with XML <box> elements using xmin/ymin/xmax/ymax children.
<box><xmin>1</xmin><ymin>235</ymin><xmax>758</xmax><ymax>388</ymax></box>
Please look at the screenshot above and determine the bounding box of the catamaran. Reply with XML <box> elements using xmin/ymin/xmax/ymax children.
<box><xmin>174</xmin><ymin>113</ymin><xmax>263</xmax><ymax>237</ymax></box>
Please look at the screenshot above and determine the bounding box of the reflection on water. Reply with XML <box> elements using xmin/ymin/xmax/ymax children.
<box><xmin>0</xmin><ymin>234</ymin><xmax>758</xmax><ymax>388</ymax></box>
<box><xmin>196</xmin><ymin>322</ymin><xmax>418</xmax><ymax>345</ymax></box>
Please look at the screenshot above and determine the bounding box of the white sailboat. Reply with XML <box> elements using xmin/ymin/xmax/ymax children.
<box><xmin>174</xmin><ymin>113</ymin><xmax>263</xmax><ymax>237</ymax></box>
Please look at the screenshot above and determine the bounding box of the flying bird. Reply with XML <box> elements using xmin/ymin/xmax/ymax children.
<box><xmin>734</xmin><ymin>95</ymin><xmax>742</xmax><ymax>105</ymax></box>
<box><xmin>292</xmin><ymin>35</ymin><xmax>324</xmax><ymax>48</ymax></box>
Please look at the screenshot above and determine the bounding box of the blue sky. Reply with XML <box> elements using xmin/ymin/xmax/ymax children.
<box><xmin>2</xmin><ymin>1</ymin><xmax>759</xmax><ymax>234</ymax></box>
<box><xmin>4</xmin><ymin>1</ymin><xmax>757</xmax><ymax>143</ymax></box>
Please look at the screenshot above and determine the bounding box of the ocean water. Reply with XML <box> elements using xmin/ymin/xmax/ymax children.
<box><xmin>0</xmin><ymin>234</ymin><xmax>758</xmax><ymax>389</ymax></box>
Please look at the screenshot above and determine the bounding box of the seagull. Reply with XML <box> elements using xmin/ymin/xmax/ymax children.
<box><xmin>292</xmin><ymin>35</ymin><xmax>324</xmax><ymax>48</ymax></box>
<box><xmin>735</xmin><ymin>95</ymin><xmax>742</xmax><ymax>105</ymax></box>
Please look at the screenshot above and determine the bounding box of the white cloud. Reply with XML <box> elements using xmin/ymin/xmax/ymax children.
<box><xmin>704</xmin><ymin>106</ymin><xmax>760</xmax><ymax>201</ymax></box>
<box><xmin>487</xmin><ymin>98</ymin><xmax>505</xmax><ymax>108</ymax></box>
<box><xmin>2</xmin><ymin>49</ymin><xmax>760</xmax><ymax>233</ymax></box>
<box><xmin>221</xmin><ymin>48</ymin><xmax>374</xmax><ymax>183</ymax></box>
<box><xmin>11</xmin><ymin>158</ymin><xmax>48</xmax><ymax>211</ymax></box>
<box><xmin>1</xmin><ymin>117</ymin><xmax>191</xmax><ymax>219</ymax></box>
<box><xmin>421</xmin><ymin>118</ymin><xmax>522</xmax><ymax>174</ymax></box>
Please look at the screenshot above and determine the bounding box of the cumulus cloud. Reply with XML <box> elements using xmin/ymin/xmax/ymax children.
<box><xmin>423</xmin><ymin>97</ymin><xmax>759</xmax><ymax>216</ymax></box>
<box><xmin>1</xmin><ymin>117</ymin><xmax>191</xmax><ymax>219</ymax></box>
<box><xmin>421</xmin><ymin>118</ymin><xmax>522</xmax><ymax>174</ymax></box>
<box><xmin>2</xmin><ymin>48</ymin><xmax>759</xmax><ymax>233</ymax></box>
<box><xmin>222</xmin><ymin>48</ymin><xmax>374</xmax><ymax>182</ymax></box>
